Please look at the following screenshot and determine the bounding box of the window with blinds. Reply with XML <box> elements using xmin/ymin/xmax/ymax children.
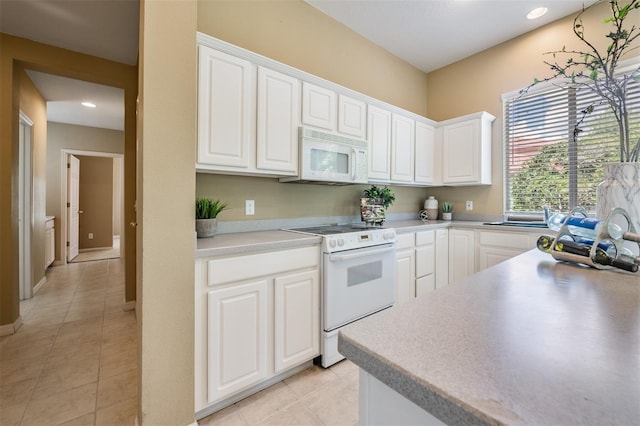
<box><xmin>503</xmin><ymin>77</ymin><xmax>640</xmax><ymax>216</ymax></box>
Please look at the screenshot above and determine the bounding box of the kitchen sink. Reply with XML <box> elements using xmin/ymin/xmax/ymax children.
<box><xmin>483</xmin><ymin>221</ymin><xmax>549</xmax><ymax>229</ymax></box>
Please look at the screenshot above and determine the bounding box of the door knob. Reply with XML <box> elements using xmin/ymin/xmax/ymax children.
<box><xmin>78</xmin><ymin>210</ymin><xmax>84</xmax><ymax>214</ymax></box>
<box><xmin>129</xmin><ymin>222</ymin><xmax>137</xmax><ymax>228</ymax></box>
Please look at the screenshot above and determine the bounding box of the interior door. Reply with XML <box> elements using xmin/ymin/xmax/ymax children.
<box><xmin>18</xmin><ymin>113</ymin><xmax>33</xmax><ymax>300</ymax></box>
<box><xmin>67</xmin><ymin>155</ymin><xmax>80</xmax><ymax>261</ymax></box>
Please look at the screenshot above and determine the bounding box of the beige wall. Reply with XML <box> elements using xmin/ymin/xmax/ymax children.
<box><xmin>196</xmin><ymin>0</ymin><xmax>432</xmax><ymax>222</ymax></box>
<box><xmin>0</xmin><ymin>33</ymin><xmax>137</xmax><ymax>328</ymax></box>
<box><xmin>424</xmin><ymin>1</ymin><xmax>638</xmax><ymax>216</ymax></box>
<box><xmin>77</xmin><ymin>156</ymin><xmax>113</xmax><ymax>249</ymax></box>
<box><xmin>138</xmin><ymin>0</ymin><xmax>196</xmax><ymax>424</ymax></box>
<box><xmin>46</xmin><ymin>122</ymin><xmax>124</xmax><ymax>261</ymax></box>
<box><xmin>19</xmin><ymin>70</ymin><xmax>47</xmax><ymax>294</ymax></box>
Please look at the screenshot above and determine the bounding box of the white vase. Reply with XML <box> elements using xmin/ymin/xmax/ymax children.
<box><xmin>596</xmin><ymin>163</ymin><xmax>640</xmax><ymax>233</ymax></box>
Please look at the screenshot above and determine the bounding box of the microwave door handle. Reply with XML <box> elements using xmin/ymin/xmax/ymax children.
<box><xmin>329</xmin><ymin>246</ymin><xmax>396</xmax><ymax>262</ymax></box>
<box><xmin>351</xmin><ymin>148</ymin><xmax>357</xmax><ymax>180</ymax></box>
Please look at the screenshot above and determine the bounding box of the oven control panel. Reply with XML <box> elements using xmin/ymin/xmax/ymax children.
<box><xmin>324</xmin><ymin>228</ymin><xmax>396</xmax><ymax>253</ymax></box>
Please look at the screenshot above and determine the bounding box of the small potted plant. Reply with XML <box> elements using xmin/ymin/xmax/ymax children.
<box><xmin>196</xmin><ymin>197</ymin><xmax>228</xmax><ymax>238</ymax></box>
<box><xmin>361</xmin><ymin>185</ymin><xmax>396</xmax><ymax>224</ymax></box>
<box><xmin>441</xmin><ymin>201</ymin><xmax>453</xmax><ymax>221</ymax></box>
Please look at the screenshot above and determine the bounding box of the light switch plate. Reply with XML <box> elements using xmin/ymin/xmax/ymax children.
<box><xmin>466</xmin><ymin>201</ymin><xmax>473</xmax><ymax>211</ymax></box>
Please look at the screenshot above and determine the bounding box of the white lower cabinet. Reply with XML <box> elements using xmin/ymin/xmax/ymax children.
<box><xmin>448</xmin><ymin>229</ymin><xmax>476</xmax><ymax>284</ymax></box>
<box><xmin>415</xmin><ymin>230</ymin><xmax>435</xmax><ymax>297</ymax></box>
<box><xmin>478</xmin><ymin>230</ymin><xmax>541</xmax><ymax>271</ymax></box>
<box><xmin>196</xmin><ymin>246</ymin><xmax>320</xmax><ymax>412</ymax></box>
<box><xmin>45</xmin><ymin>217</ymin><xmax>55</xmax><ymax>268</ymax></box>
<box><xmin>274</xmin><ymin>270</ymin><xmax>319</xmax><ymax>373</ymax></box>
<box><xmin>434</xmin><ymin>229</ymin><xmax>449</xmax><ymax>289</ymax></box>
<box><xmin>395</xmin><ymin>233</ymin><xmax>415</xmax><ymax>304</ymax></box>
<box><xmin>208</xmin><ymin>280</ymin><xmax>268</xmax><ymax>400</ymax></box>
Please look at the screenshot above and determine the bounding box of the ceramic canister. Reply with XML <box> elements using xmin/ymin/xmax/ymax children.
<box><xmin>424</xmin><ymin>196</ymin><xmax>439</xmax><ymax>220</ymax></box>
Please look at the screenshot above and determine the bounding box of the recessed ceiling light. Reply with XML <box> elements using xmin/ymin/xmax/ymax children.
<box><xmin>81</xmin><ymin>102</ymin><xmax>96</xmax><ymax>108</ymax></box>
<box><xmin>527</xmin><ymin>7</ymin><xmax>548</xmax><ymax>19</ymax></box>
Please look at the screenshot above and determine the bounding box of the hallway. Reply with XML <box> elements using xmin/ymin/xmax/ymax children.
<box><xmin>0</xmin><ymin>259</ymin><xmax>137</xmax><ymax>425</ymax></box>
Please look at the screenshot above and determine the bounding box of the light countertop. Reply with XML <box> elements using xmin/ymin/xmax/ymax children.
<box><xmin>196</xmin><ymin>219</ymin><xmax>546</xmax><ymax>258</ymax></box>
<box><xmin>338</xmin><ymin>249</ymin><xmax>639</xmax><ymax>425</ymax></box>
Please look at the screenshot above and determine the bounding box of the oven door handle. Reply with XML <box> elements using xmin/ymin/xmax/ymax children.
<box><xmin>329</xmin><ymin>246</ymin><xmax>395</xmax><ymax>262</ymax></box>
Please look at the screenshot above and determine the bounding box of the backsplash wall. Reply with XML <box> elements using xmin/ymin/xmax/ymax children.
<box><xmin>196</xmin><ymin>173</ymin><xmax>429</xmax><ymax>222</ymax></box>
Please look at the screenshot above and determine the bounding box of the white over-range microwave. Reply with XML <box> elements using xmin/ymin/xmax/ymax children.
<box><xmin>280</xmin><ymin>127</ymin><xmax>369</xmax><ymax>184</ymax></box>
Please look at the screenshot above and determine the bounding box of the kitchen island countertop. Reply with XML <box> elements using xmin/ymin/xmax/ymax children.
<box><xmin>338</xmin><ymin>249</ymin><xmax>640</xmax><ymax>425</ymax></box>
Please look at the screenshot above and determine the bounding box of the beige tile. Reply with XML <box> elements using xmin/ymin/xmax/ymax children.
<box><xmin>97</xmin><ymin>369</ymin><xmax>137</xmax><ymax>409</ymax></box>
<box><xmin>48</xmin><ymin>338</ymin><xmax>102</xmax><ymax>362</ymax></box>
<box><xmin>0</xmin><ymin>356</ymin><xmax>46</xmax><ymax>386</ymax></box>
<box><xmin>0</xmin><ymin>334</ymin><xmax>55</xmax><ymax>363</ymax></box>
<box><xmin>21</xmin><ymin>382</ymin><xmax>97</xmax><ymax>426</ymax></box>
<box><xmin>0</xmin><ymin>323</ymin><xmax>58</xmax><ymax>348</ymax></box>
<box><xmin>329</xmin><ymin>358</ymin><xmax>359</xmax><ymax>380</ymax></box>
<box><xmin>236</xmin><ymin>382</ymin><xmax>298</xmax><ymax>425</ymax></box>
<box><xmin>256</xmin><ymin>401</ymin><xmax>322</xmax><ymax>426</ymax></box>
<box><xmin>31</xmin><ymin>356</ymin><xmax>99</xmax><ymax>400</ymax></box>
<box><xmin>58</xmin><ymin>412</ymin><xmax>95</xmax><ymax>426</ymax></box>
<box><xmin>99</xmin><ymin>345</ymin><xmax>137</xmax><ymax>379</ymax></box>
<box><xmin>302</xmin><ymin>376</ymin><xmax>359</xmax><ymax>426</ymax></box>
<box><xmin>283</xmin><ymin>364</ymin><xmax>339</xmax><ymax>398</ymax></box>
<box><xmin>198</xmin><ymin>404</ymin><xmax>246</xmax><ymax>426</ymax></box>
<box><xmin>0</xmin><ymin>378</ymin><xmax>36</xmax><ymax>426</ymax></box>
<box><xmin>95</xmin><ymin>398</ymin><xmax>137</xmax><ymax>426</ymax></box>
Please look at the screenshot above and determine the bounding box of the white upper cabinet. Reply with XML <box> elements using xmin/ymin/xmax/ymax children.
<box><xmin>302</xmin><ymin>82</ymin><xmax>337</xmax><ymax>131</ymax></box>
<box><xmin>390</xmin><ymin>113</ymin><xmax>415</xmax><ymax>183</ymax></box>
<box><xmin>338</xmin><ymin>95</ymin><xmax>367</xmax><ymax>139</ymax></box>
<box><xmin>414</xmin><ymin>121</ymin><xmax>435</xmax><ymax>185</ymax></box>
<box><xmin>367</xmin><ymin>105</ymin><xmax>392</xmax><ymax>181</ymax></box>
<box><xmin>440</xmin><ymin>111</ymin><xmax>495</xmax><ymax>185</ymax></box>
<box><xmin>197</xmin><ymin>45</ymin><xmax>255</xmax><ymax>169</ymax></box>
<box><xmin>256</xmin><ymin>67</ymin><xmax>300</xmax><ymax>174</ymax></box>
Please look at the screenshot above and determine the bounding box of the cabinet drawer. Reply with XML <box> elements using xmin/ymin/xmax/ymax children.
<box><xmin>479</xmin><ymin>231</ymin><xmax>532</xmax><ymax>250</ymax></box>
<box><xmin>395</xmin><ymin>233</ymin><xmax>414</xmax><ymax>250</ymax></box>
<box><xmin>415</xmin><ymin>230</ymin><xmax>434</xmax><ymax>246</ymax></box>
<box><xmin>208</xmin><ymin>246</ymin><xmax>319</xmax><ymax>286</ymax></box>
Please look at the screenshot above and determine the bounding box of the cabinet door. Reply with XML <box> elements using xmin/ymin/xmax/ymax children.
<box><xmin>338</xmin><ymin>95</ymin><xmax>366</xmax><ymax>138</ymax></box>
<box><xmin>198</xmin><ymin>46</ymin><xmax>255</xmax><ymax>168</ymax></box>
<box><xmin>442</xmin><ymin>119</ymin><xmax>479</xmax><ymax>184</ymax></box>
<box><xmin>415</xmin><ymin>231</ymin><xmax>435</xmax><ymax>279</ymax></box>
<box><xmin>435</xmin><ymin>229</ymin><xmax>449</xmax><ymax>289</ymax></box>
<box><xmin>257</xmin><ymin>67</ymin><xmax>300</xmax><ymax>174</ymax></box>
<box><xmin>415</xmin><ymin>275</ymin><xmax>435</xmax><ymax>298</ymax></box>
<box><xmin>208</xmin><ymin>280</ymin><xmax>267</xmax><ymax>403</ymax></box>
<box><xmin>395</xmin><ymin>248</ymin><xmax>415</xmax><ymax>304</ymax></box>
<box><xmin>414</xmin><ymin>121</ymin><xmax>435</xmax><ymax>184</ymax></box>
<box><xmin>390</xmin><ymin>114</ymin><xmax>414</xmax><ymax>183</ymax></box>
<box><xmin>367</xmin><ymin>105</ymin><xmax>392</xmax><ymax>181</ymax></box>
<box><xmin>448</xmin><ymin>229</ymin><xmax>476</xmax><ymax>284</ymax></box>
<box><xmin>274</xmin><ymin>270</ymin><xmax>320</xmax><ymax>373</ymax></box>
<box><xmin>302</xmin><ymin>82</ymin><xmax>336</xmax><ymax>131</ymax></box>
<box><xmin>478</xmin><ymin>247</ymin><xmax>522</xmax><ymax>270</ymax></box>
<box><xmin>45</xmin><ymin>227</ymin><xmax>55</xmax><ymax>268</ymax></box>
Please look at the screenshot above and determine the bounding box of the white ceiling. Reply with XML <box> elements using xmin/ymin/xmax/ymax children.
<box><xmin>1</xmin><ymin>0</ymin><xmax>138</xmax><ymax>131</ymax></box>
<box><xmin>305</xmin><ymin>0</ymin><xmax>597</xmax><ymax>73</ymax></box>
<box><xmin>2</xmin><ymin>0</ymin><xmax>595</xmax><ymax>130</ymax></box>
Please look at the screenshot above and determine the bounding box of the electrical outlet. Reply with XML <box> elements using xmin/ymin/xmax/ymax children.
<box><xmin>465</xmin><ymin>201</ymin><xmax>473</xmax><ymax>211</ymax></box>
<box><xmin>88</xmin><ymin>233</ymin><xmax>94</xmax><ymax>239</ymax></box>
<box><xmin>245</xmin><ymin>200</ymin><xmax>255</xmax><ymax>216</ymax></box>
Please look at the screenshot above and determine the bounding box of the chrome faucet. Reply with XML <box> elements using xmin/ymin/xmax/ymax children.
<box><xmin>543</xmin><ymin>206</ymin><xmax>550</xmax><ymax>224</ymax></box>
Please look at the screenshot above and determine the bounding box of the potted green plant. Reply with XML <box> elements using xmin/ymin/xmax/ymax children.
<box><xmin>441</xmin><ymin>201</ymin><xmax>453</xmax><ymax>221</ymax></box>
<box><xmin>527</xmin><ymin>0</ymin><xmax>639</xmax><ymax>228</ymax></box>
<box><xmin>361</xmin><ymin>185</ymin><xmax>396</xmax><ymax>224</ymax></box>
<box><xmin>196</xmin><ymin>197</ymin><xmax>228</xmax><ymax>238</ymax></box>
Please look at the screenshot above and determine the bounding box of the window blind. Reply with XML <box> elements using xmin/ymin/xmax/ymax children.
<box><xmin>504</xmin><ymin>76</ymin><xmax>640</xmax><ymax>216</ymax></box>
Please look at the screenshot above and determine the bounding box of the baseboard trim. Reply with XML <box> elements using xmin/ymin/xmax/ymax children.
<box><xmin>33</xmin><ymin>276</ymin><xmax>47</xmax><ymax>294</ymax></box>
<box><xmin>0</xmin><ymin>316</ymin><xmax>23</xmax><ymax>336</ymax></box>
<box><xmin>123</xmin><ymin>300</ymin><xmax>136</xmax><ymax>312</ymax></box>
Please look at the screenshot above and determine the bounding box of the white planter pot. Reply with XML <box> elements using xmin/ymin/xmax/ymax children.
<box><xmin>442</xmin><ymin>212</ymin><xmax>452</xmax><ymax>221</ymax></box>
<box><xmin>596</xmin><ymin>163</ymin><xmax>640</xmax><ymax>233</ymax></box>
<box><xmin>196</xmin><ymin>218</ymin><xmax>218</xmax><ymax>238</ymax></box>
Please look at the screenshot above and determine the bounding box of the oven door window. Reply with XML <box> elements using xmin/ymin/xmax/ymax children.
<box><xmin>348</xmin><ymin>261</ymin><xmax>382</xmax><ymax>287</ymax></box>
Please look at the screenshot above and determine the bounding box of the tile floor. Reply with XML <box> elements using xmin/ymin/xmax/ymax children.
<box><xmin>198</xmin><ymin>359</ymin><xmax>360</xmax><ymax>426</ymax></box>
<box><xmin>71</xmin><ymin>237</ymin><xmax>121</xmax><ymax>263</ymax></box>
<box><xmin>1</xmin><ymin>257</ymin><xmax>360</xmax><ymax>426</ymax></box>
<box><xmin>0</xmin><ymin>258</ymin><xmax>137</xmax><ymax>426</ymax></box>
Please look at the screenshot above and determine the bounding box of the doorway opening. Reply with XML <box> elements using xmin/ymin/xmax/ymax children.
<box><xmin>61</xmin><ymin>149</ymin><xmax>124</xmax><ymax>264</ymax></box>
